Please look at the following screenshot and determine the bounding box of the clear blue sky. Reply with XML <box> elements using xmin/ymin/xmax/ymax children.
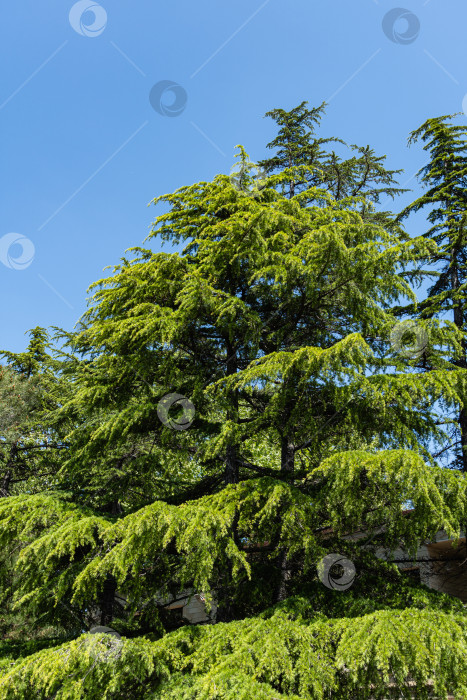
<box><xmin>1</xmin><ymin>0</ymin><xmax>466</xmax><ymax>353</ymax></box>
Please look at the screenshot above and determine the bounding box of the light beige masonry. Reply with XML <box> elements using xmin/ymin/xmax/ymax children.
<box><xmin>339</xmin><ymin>523</ymin><xmax>467</xmax><ymax>602</ymax></box>
<box><xmin>375</xmin><ymin>531</ymin><xmax>467</xmax><ymax>602</ymax></box>
<box><xmin>158</xmin><ymin>589</ymin><xmax>217</xmax><ymax>624</ymax></box>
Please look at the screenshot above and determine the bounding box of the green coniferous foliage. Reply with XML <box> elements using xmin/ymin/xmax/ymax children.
<box><xmin>398</xmin><ymin>114</ymin><xmax>467</xmax><ymax>471</ymax></box>
<box><xmin>0</xmin><ymin>327</ymin><xmax>68</xmax><ymax>498</ymax></box>
<box><xmin>0</xmin><ymin>120</ymin><xmax>467</xmax><ymax>698</ymax></box>
<box><xmin>258</xmin><ymin>101</ymin><xmax>338</xmax><ymax>198</ymax></box>
<box><xmin>259</xmin><ymin>102</ymin><xmax>406</xmax><ymax>230</ymax></box>
<box><xmin>0</xmin><ymin>328</ymin><xmax>74</xmax><ymax>649</ymax></box>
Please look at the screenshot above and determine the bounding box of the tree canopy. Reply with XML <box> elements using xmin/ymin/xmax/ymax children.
<box><xmin>1</xmin><ymin>104</ymin><xmax>467</xmax><ymax>699</ymax></box>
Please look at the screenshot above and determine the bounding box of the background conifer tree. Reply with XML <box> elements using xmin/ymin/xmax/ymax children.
<box><xmin>399</xmin><ymin>114</ymin><xmax>467</xmax><ymax>471</ymax></box>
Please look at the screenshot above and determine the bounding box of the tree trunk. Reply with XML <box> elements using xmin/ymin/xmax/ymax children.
<box><xmin>1</xmin><ymin>443</ymin><xmax>18</xmax><ymax>498</ymax></box>
<box><xmin>224</xmin><ymin>341</ymin><xmax>239</xmax><ymax>485</ymax></box>
<box><xmin>275</xmin><ymin>434</ymin><xmax>295</xmax><ymax>602</ymax></box>
<box><xmin>459</xmin><ymin>409</ymin><xmax>467</xmax><ymax>474</ymax></box>
<box><xmin>99</xmin><ymin>575</ymin><xmax>117</xmax><ymax>627</ymax></box>
<box><xmin>451</xmin><ymin>256</ymin><xmax>467</xmax><ymax>471</ymax></box>
<box><xmin>281</xmin><ymin>435</ymin><xmax>295</xmax><ymax>480</ymax></box>
<box><xmin>276</xmin><ymin>550</ymin><xmax>292</xmax><ymax>602</ymax></box>
<box><xmin>225</xmin><ymin>444</ymin><xmax>239</xmax><ymax>485</ymax></box>
<box><xmin>0</xmin><ymin>470</ymin><xmax>11</xmax><ymax>498</ymax></box>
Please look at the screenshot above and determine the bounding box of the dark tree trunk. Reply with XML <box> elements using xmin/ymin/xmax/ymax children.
<box><xmin>451</xmin><ymin>256</ymin><xmax>467</xmax><ymax>472</ymax></box>
<box><xmin>1</xmin><ymin>443</ymin><xmax>18</xmax><ymax>498</ymax></box>
<box><xmin>459</xmin><ymin>409</ymin><xmax>467</xmax><ymax>474</ymax></box>
<box><xmin>281</xmin><ymin>435</ymin><xmax>295</xmax><ymax>480</ymax></box>
<box><xmin>0</xmin><ymin>470</ymin><xmax>11</xmax><ymax>498</ymax></box>
<box><xmin>224</xmin><ymin>341</ymin><xmax>239</xmax><ymax>485</ymax></box>
<box><xmin>99</xmin><ymin>575</ymin><xmax>117</xmax><ymax>627</ymax></box>
<box><xmin>276</xmin><ymin>550</ymin><xmax>292</xmax><ymax>602</ymax></box>
<box><xmin>275</xmin><ymin>433</ymin><xmax>295</xmax><ymax>602</ymax></box>
<box><xmin>219</xmin><ymin>339</ymin><xmax>241</xmax><ymax>619</ymax></box>
<box><xmin>225</xmin><ymin>444</ymin><xmax>239</xmax><ymax>485</ymax></box>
